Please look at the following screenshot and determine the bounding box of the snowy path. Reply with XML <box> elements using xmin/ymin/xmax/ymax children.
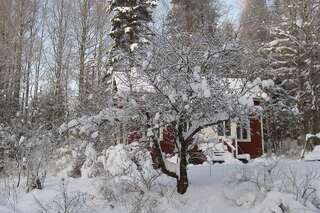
<box><xmin>169</xmin><ymin>164</ymin><xmax>250</xmax><ymax>213</ymax></box>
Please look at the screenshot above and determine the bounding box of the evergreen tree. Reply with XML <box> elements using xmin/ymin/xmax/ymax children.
<box><xmin>107</xmin><ymin>0</ymin><xmax>157</xmax><ymax>93</ymax></box>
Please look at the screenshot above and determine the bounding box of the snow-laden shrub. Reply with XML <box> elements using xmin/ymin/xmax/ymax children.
<box><xmin>0</xmin><ymin>174</ymin><xmax>19</xmax><ymax>212</ymax></box>
<box><xmin>125</xmin><ymin>193</ymin><xmax>160</xmax><ymax>213</ymax></box>
<box><xmin>81</xmin><ymin>143</ymin><xmax>102</xmax><ymax>178</ymax></box>
<box><xmin>280</xmin><ymin>168</ymin><xmax>320</xmax><ymax>208</ymax></box>
<box><xmin>233</xmin><ymin>161</ymin><xmax>280</xmax><ymax>193</ymax></box>
<box><xmin>98</xmin><ymin>143</ymin><xmax>162</xmax><ymax>212</ymax></box>
<box><xmin>99</xmin><ymin>143</ymin><xmax>160</xmax><ymax>186</ymax></box>
<box><xmin>54</xmin><ymin>147</ymin><xmax>74</xmax><ymax>175</ymax></box>
<box><xmin>100</xmin><ymin>144</ymin><xmax>136</xmax><ymax>177</ymax></box>
<box><xmin>54</xmin><ymin>140</ymin><xmax>86</xmax><ymax>178</ymax></box>
<box><xmin>253</xmin><ymin>191</ymin><xmax>317</xmax><ymax>213</ymax></box>
<box><xmin>227</xmin><ymin>160</ymin><xmax>320</xmax><ymax>212</ymax></box>
<box><xmin>34</xmin><ymin>179</ymin><xmax>95</xmax><ymax>213</ymax></box>
<box><xmin>0</xmin><ymin>125</ymin><xmax>17</xmax><ymax>172</ymax></box>
<box><xmin>58</xmin><ymin>108</ymin><xmax>125</xmax><ymax>148</ymax></box>
<box><xmin>17</xmin><ymin>131</ymin><xmax>52</xmax><ymax>192</ymax></box>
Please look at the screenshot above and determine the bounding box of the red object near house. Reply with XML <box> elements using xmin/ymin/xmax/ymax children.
<box><xmin>127</xmin><ymin>128</ymin><xmax>143</xmax><ymax>144</ymax></box>
<box><xmin>237</xmin><ymin>116</ymin><xmax>263</xmax><ymax>159</ymax></box>
<box><xmin>127</xmin><ymin>125</ymin><xmax>206</xmax><ymax>165</ymax></box>
<box><xmin>235</xmin><ymin>99</ymin><xmax>264</xmax><ymax>159</ymax></box>
<box><xmin>158</xmin><ymin>126</ymin><xmax>206</xmax><ymax>165</ymax></box>
<box><xmin>224</xmin><ymin>100</ymin><xmax>264</xmax><ymax>159</ymax></box>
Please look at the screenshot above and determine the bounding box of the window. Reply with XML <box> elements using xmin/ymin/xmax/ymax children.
<box><xmin>225</xmin><ymin>119</ymin><xmax>231</xmax><ymax>136</ymax></box>
<box><xmin>237</xmin><ymin>120</ymin><xmax>250</xmax><ymax>141</ymax></box>
<box><xmin>119</xmin><ymin>124</ymin><xmax>124</xmax><ymax>144</ymax></box>
<box><xmin>217</xmin><ymin>120</ymin><xmax>231</xmax><ymax>137</ymax></box>
<box><xmin>217</xmin><ymin>121</ymin><xmax>224</xmax><ymax>136</ymax></box>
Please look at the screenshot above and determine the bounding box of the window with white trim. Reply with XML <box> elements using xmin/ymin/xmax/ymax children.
<box><xmin>217</xmin><ymin>120</ymin><xmax>231</xmax><ymax>137</ymax></box>
<box><xmin>236</xmin><ymin>120</ymin><xmax>250</xmax><ymax>141</ymax></box>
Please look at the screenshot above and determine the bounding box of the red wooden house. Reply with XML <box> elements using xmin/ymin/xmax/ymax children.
<box><xmin>201</xmin><ymin>98</ymin><xmax>264</xmax><ymax>161</ymax></box>
<box><xmin>112</xmin><ymin>95</ymin><xmax>265</xmax><ymax>164</ymax></box>
<box><xmin>109</xmin><ymin>75</ymin><xmax>266</xmax><ymax>163</ymax></box>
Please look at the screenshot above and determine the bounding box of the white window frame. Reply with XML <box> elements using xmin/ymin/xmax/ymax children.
<box><xmin>217</xmin><ymin>120</ymin><xmax>231</xmax><ymax>137</ymax></box>
<box><xmin>236</xmin><ymin>119</ymin><xmax>251</xmax><ymax>142</ymax></box>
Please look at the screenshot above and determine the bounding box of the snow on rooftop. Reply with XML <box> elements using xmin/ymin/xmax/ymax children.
<box><xmin>227</xmin><ymin>77</ymin><xmax>272</xmax><ymax>107</ymax></box>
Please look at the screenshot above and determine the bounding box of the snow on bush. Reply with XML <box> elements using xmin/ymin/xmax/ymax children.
<box><xmin>98</xmin><ymin>143</ymin><xmax>162</xmax><ymax>212</ymax></box>
<box><xmin>54</xmin><ymin>140</ymin><xmax>87</xmax><ymax>178</ymax></box>
<box><xmin>305</xmin><ymin>133</ymin><xmax>320</xmax><ymax>141</ymax></box>
<box><xmin>99</xmin><ymin>143</ymin><xmax>161</xmax><ymax>191</ymax></box>
<box><xmin>81</xmin><ymin>144</ymin><xmax>102</xmax><ymax>178</ymax></box>
<box><xmin>99</xmin><ymin>143</ymin><xmax>159</xmax><ymax>185</ymax></box>
<box><xmin>59</xmin><ymin>108</ymin><xmax>124</xmax><ymax>138</ymax></box>
<box><xmin>305</xmin><ymin>145</ymin><xmax>320</xmax><ymax>161</ymax></box>
<box><xmin>34</xmin><ymin>179</ymin><xmax>95</xmax><ymax>213</ymax></box>
<box><xmin>227</xmin><ymin>160</ymin><xmax>320</xmax><ymax>212</ymax></box>
<box><xmin>100</xmin><ymin>144</ymin><xmax>137</xmax><ymax>177</ymax></box>
<box><xmin>253</xmin><ymin>191</ymin><xmax>315</xmax><ymax>213</ymax></box>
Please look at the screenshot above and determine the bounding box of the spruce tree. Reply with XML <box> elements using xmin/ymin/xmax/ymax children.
<box><xmin>107</xmin><ymin>0</ymin><xmax>157</xmax><ymax>93</ymax></box>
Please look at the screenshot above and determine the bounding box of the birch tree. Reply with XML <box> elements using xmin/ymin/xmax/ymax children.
<box><xmin>46</xmin><ymin>0</ymin><xmax>71</xmax><ymax>125</ymax></box>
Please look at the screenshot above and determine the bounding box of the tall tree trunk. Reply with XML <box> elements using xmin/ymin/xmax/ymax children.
<box><xmin>13</xmin><ymin>0</ymin><xmax>25</xmax><ymax>115</ymax></box>
<box><xmin>24</xmin><ymin>0</ymin><xmax>38</xmax><ymax>126</ymax></box>
<box><xmin>34</xmin><ymin>0</ymin><xmax>48</xmax><ymax>106</ymax></box>
<box><xmin>177</xmin><ymin>123</ymin><xmax>188</xmax><ymax>194</ymax></box>
<box><xmin>79</xmin><ymin>0</ymin><xmax>89</xmax><ymax>104</ymax></box>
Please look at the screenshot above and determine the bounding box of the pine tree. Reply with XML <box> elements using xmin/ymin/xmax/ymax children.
<box><xmin>107</xmin><ymin>0</ymin><xmax>157</xmax><ymax>93</ymax></box>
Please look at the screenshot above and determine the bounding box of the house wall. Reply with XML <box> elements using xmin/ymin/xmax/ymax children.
<box><xmin>201</xmin><ymin>117</ymin><xmax>263</xmax><ymax>159</ymax></box>
<box><xmin>237</xmin><ymin>117</ymin><xmax>263</xmax><ymax>158</ymax></box>
<box><xmin>201</xmin><ymin>122</ymin><xmax>245</xmax><ymax>141</ymax></box>
<box><xmin>160</xmin><ymin>126</ymin><xmax>176</xmax><ymax>154</ymax></box>
<box><xmin>125</xmin><ymin>116</ymin><xmax>264</xmax><ymax>159</ymax></box>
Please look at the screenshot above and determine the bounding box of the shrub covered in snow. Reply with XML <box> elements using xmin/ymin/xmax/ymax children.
<box><xmin>99</xmin><ymin>143</ymin><xmax>160</xmax><ymax>186</ymax></box>
<box><xmin>98</xmin><ymin>143</ymin><xmax>162</xmax><ymax>212</ymax></box>
<box><xmin>227</xmin><ymin>160</ymin><xmax>320</xmax><ymax>212</ymax></box>
<box><xmin>304</xmin><ymin>145</ymin><xmax>320</xmax><ymax>161</ymax></box>
<box><xmin>81</xmin><ymin>143</ymin><xmax>103</xmax><ymax>178</ymax></box>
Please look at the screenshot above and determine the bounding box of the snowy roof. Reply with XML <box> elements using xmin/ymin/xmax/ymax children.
<box><xmin>109</xmin><ymin>69</ymin><xmax>272</xmax><ymax>108</ymax></box>
<box><xmin>227</xmin><ymin>78</ymin><xmax>273</xmax><ymax>107</ymax></box>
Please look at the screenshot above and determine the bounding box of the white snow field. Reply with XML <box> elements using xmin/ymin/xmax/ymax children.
<box><xmin>1</xmin><ymin>158</ymin><xmax>320</xmax><ymax>213</ymax></box>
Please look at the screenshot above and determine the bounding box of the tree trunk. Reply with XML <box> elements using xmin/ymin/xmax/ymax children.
<box><xmin>34</xmin><ymin>0</ymin><xmax>48</xmax><ymax>106</ymax></box>
<box><xmin>24</xmin><ymin>0</ymin><xmax>38</xmax><ymax>126</ymax></box>
<box><xmin>79</xmin><ymin>0</ymin><xmax>89</xmax><ymax>105</ymax></box>
<box><xmin>13</xmin><ymin>0</ymin><xmax>25</xmax><ymax>115</ymax></box>
<box><xmin>177</xmin><ymin>123</ymin><xmax>188</xmax><ymax>194</ymax></box>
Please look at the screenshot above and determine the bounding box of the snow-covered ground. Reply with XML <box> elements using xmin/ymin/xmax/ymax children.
<box><xmin>1</xmin><ymin>157</ymin><xmax>320</xmax><ymax>213</ymax></box>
